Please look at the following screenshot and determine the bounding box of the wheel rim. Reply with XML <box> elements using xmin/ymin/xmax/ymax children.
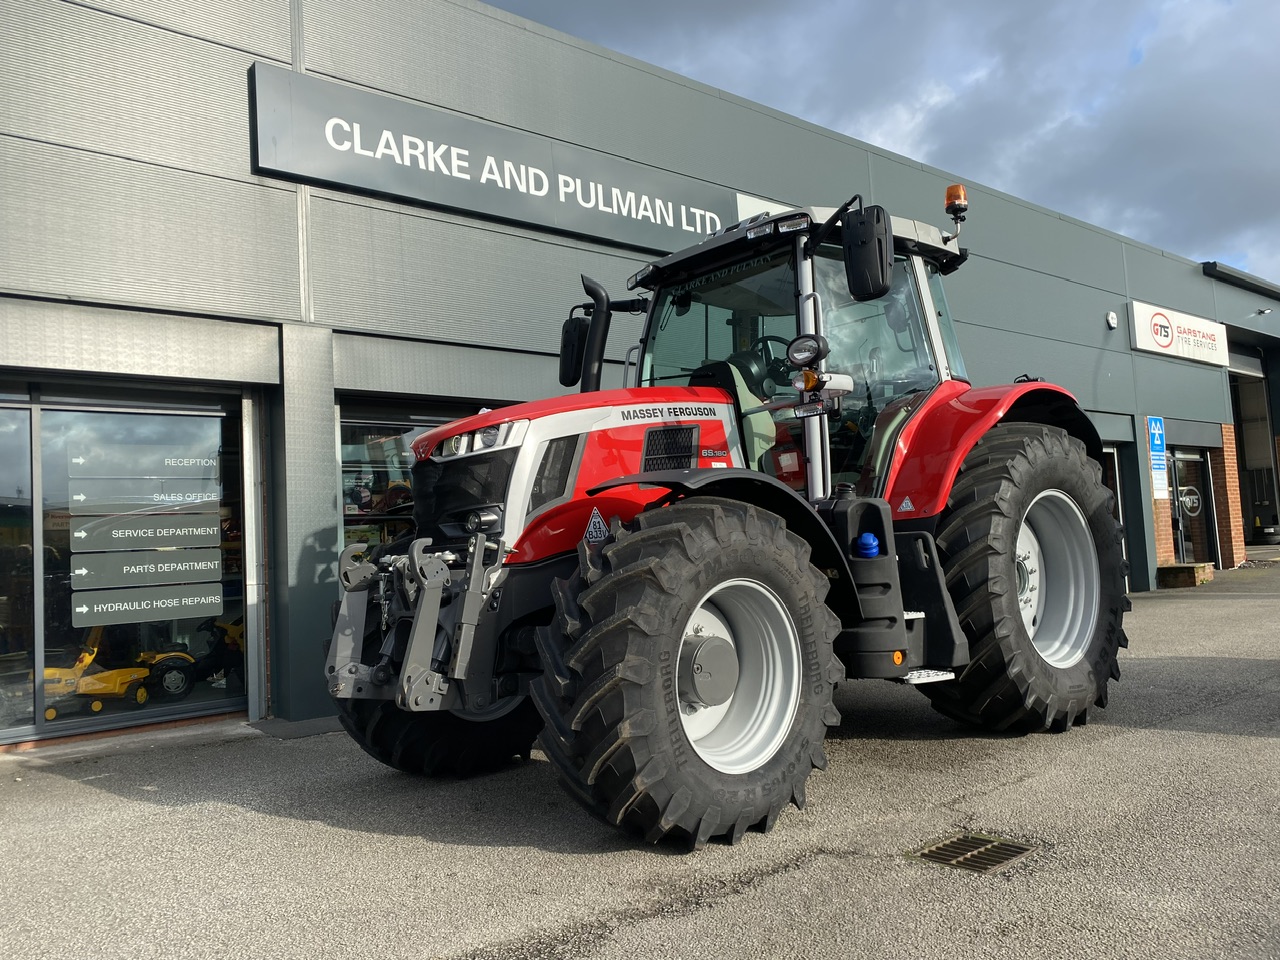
<box><xmin>1016</xmin><ymin>490</ymin><xmax>1101</xmax><ymax>668</ymax></box>
<box><xmin>677</xmin><ymin>579</ymin><xmax>801</xmax><ymax>775</ymax></box>
<box><xmin>159</xmin><ymin>668</ymin><xmax>188</xmax><ymax>695</ymax></box>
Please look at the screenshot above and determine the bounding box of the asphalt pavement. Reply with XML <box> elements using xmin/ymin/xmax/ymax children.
<box><xmin>3</xmin><ymin>548</ymin><xmax>1278</xmax><ymax>960</ymax></box>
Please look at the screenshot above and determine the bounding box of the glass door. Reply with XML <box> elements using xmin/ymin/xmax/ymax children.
<box><xmin>1100</xmin><ymin>445</ymin><xmax>1130</xmax><ymax>592</ymax></box>
<box><xmin>1169</xmin><ymin>449</ymin><xmax>1218</xmax><ymax>566</ymax></box>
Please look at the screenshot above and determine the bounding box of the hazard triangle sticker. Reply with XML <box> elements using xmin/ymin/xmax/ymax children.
<box><xmin>583</xmin><ymin>507</ymin><xmax>611</xmax><ymax>544</ymax></box>
<box><xmin>898</xmin><ymin>496</ymin><xmax>915</xmax><ymax>513</ymax></box>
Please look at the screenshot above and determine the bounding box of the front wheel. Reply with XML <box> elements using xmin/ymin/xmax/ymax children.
<box><xmin>532</xmin><ymin>498</ymin><xmax>842</xmax><ymax>849</ymax></box>
<box><xmin>335</xmin><ymin>696</ymin><xmax>543</xmax><ymax>777</ymax></box>
<box><xmin>332</xmin><ymin>593</ymin><xmax>543</xmax><ymax>777</ymax></box>
<box><xmin>923</xmin><ymin>423</ymin><xmax>1130</xmax><ymax>732</ymax></box>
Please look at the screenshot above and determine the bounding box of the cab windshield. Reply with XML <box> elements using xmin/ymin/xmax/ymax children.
<box><xmin>641</xmin><ymin>248</ymin><xmax>798</xmax><ymax>395</ymax></box>
<box><xmin>638</xmin><ymin>242</ymin><xmax>943</xmax><ymax>497</ymax></box>
<box><xmin>640</xmin><ymin>246</ymin><xmax>805</xmax><ymax>489</ymax></box>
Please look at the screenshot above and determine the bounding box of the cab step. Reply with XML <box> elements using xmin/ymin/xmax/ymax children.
<box><xmin>900</xmin><ymin>668</ymin><xmax>955</xmax><ymax>685</ymax></box>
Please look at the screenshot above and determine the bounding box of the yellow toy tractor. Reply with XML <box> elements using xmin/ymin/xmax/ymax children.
<box><xmin>42</xmin><ymin>626</ymin><xmax>196</xmax><ymax>721</ymax></box>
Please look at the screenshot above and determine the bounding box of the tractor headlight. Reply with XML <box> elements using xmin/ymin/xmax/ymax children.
<box><xmin>433</xmin><ymin>420</ymin><xmax>529</xmax><ymax>460</ymax></box>
<box><xmin>786</xmin><ymin>334</ymin><xmax>829</xmax><ymax>368</ymax></box>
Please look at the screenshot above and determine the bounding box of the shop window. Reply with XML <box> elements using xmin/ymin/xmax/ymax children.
<box><xmin>36</xmin><ymin>409</ymin><xmax>246</xmax><ymax>726</ymax></box>
<box><xmin>340</xmin><ymin>419</ymin><xmax>444</xmax><ymax>549</ymax></box>
<box><xmin>0</xmin><ymin>410</ymin><xmax>34</xmax><ymax>728</ymax></box>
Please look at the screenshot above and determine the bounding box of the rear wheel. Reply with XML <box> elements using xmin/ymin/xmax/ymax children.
<box><xmin>923</xmin><ymin>423</ymin><xmax>1129</xmax><ymax>732</ymax></box>
<box><xmin>148</xmin><ymin>657</ymin><xmax>194</xmax><ymax>701</ymax></box>
<box><xmin>531</xmin><ymin>498</ymin><xmax>842</xmax><ymax>849</ymax></box>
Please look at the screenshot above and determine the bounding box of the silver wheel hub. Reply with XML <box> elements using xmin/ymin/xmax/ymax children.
<box><xmin>1016</xmin><ymin>489</ymin><xmax>1101</xmax><ymax>668</ymax></box>
<box><xmin>160</xmin><ymin>669</ymin><xmax>186</xmax><ymax>694</ymax></box>
<box><xmin>677</xmin><ymin>579</ymin><xmax>802</xmax><ymax>775</ymax></box>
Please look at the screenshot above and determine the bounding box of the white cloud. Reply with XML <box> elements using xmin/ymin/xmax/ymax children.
<box><xmin>483</xmin><ymin>0</ymin><xmax>1280</xmax><ymax>283</ymax></box>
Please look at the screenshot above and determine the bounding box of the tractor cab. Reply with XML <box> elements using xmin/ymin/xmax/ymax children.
<box><xmin>626</xmin><ymin>195</ymin><xmax>971</xmax><ymax>501</ymax></box>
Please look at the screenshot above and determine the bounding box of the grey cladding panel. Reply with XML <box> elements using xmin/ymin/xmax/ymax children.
<box><xmin>956</xmin><ymin>323</ymin><xmax>1137</xmax><ymax>415</ymax></box>
<box><xmin>1123</xmin><ymin>245</ymin><xmax>1218</xmax><ymax>320</ymax></box>
<box><xmin>0</xmin><ymin>298</ymin><xmax>280</xmax><ymax>384</ymax></box>
<box><xmin>944</xmin><ymin>257</ymin><xmax>1134</xmax><ymax>353</ymax></box>
<box><xmin>332</xmin><ymin>334</ymin><xmax>563</xmax><ymax>403</ymax></box>
<box><xmin>0</xmin><ymin>137</ymin><xmax>299</xmax><ymax>321</ymax></box>
<box><xmin>308</xmin><ymin>195</ymin><xmax>646</xmax><ymax>356</ymax></box>
<box><xmin>949</xmin><ymin>191</ymin><xmax>1127</xmax><ymax>293</ymax></box>
<box><xmin>2</xmin><ymin>0</ymin><xmax>280</xmax><ymax>182</ymax></box>
<box><xmin>1131</xmin><ymin>353</ymin><xmax>1230</xmax><ymax>424</ymax></box>
<box><xmin>75</xmin><ymin>0</ymin><xmax>291</xmax><ymax>60</ymax></box>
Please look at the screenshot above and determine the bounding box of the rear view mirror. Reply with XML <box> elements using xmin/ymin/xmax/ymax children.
<box><xmin>558</xmin><ymin>314</ymin><xmax>588</xmax><ymax>387</ymax></box>
<box><xmin>843</xmin><ymin>204</ymin><xmax>893</xmax><ymax>302</ymax></box>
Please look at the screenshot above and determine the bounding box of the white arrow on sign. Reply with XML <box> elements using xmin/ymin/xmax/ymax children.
<box><xmin>73</xmin><ymin>493</ymin><xmax>87</xmax><ymax>502</ymax></box>
<box><xmin>75</xmin><ymin>605</ymin><xmax>89</xmax><ymax>614</ymax></box>
<box><xmin>73</xmin><ymin>567</ymin><xmax>89</xmax><ymax>576</ymax></box>
<box><xmin>72</xmin><ymin>456</ymin><xmax>86</xmax><ymax>465</ymax></box>
<box><xmin>73</xmin><ymin>530</ymin><xmax>87</xmax><ymax>539</ymax></box>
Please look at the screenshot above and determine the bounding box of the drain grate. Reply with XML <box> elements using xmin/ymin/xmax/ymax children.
<box><xmin>910</xmin><ymin>833</ymin><xmax>1038</xmax><ymax>874</ymax></box>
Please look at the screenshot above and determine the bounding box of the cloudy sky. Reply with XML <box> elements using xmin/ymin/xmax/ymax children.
<box><xmin>483</xmin><ymin>0</ymin><xmax>1280</xmax><ymax>285</ymax></box>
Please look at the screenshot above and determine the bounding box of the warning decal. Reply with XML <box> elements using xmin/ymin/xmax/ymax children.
<box><xmin>584</xmin><ymin>507</ymin><xmax>611</xmax><ymax>544</ymax></box>
<box><xmin>898</xmin><ymin>497</ymin><xmax>915</xmax><ymax>513</ymax></box>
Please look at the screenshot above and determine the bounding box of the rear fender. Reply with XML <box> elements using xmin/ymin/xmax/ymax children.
<box><xmin>883</xmin><ymin>382</ymin><xmax>1102</xmax><ymax>521</ymax></box>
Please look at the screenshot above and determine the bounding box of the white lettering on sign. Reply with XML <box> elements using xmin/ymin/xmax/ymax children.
<box><xmin>326</xmin><ymin>118</ymin><xmax>471</xmax><ymax>179</ymax></box>
<box><xmin>110</xmin><ymin>526</ymin><xmax>218</xmax><ymax>539</ymax></box>
<box><xmin>1130</xmin><ymin>301</ymin><xmax>1228</xmax><ymax>366</ymax></box>
<box><xmin>322</xmin><ymin>115</ymin><xmax>723</xmax><ymax>238</ymax></box>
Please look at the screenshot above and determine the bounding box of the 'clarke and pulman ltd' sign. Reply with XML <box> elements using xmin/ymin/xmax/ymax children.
<box><xmin>249</xmin><ymin>62</ymin><xmax>775</xmax><ymax>253</ymax></box>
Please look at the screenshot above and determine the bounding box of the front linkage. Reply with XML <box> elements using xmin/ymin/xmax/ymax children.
<box><xmin>326</xmin><ymin>534</ymin><xmax>502</xmax><ymax>714</ymax></box>
<box><xmin>325</xmin><ymin>534</ymin><xmax>545</xmax><ymax>779</ymax></box>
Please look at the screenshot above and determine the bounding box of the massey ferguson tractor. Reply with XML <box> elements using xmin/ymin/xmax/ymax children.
<box><xmin>326</xmin><ymin>186</ymin><xmax>1129</xmax><ymax>849</ymax></box>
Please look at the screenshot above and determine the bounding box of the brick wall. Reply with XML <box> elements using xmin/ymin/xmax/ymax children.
<box><xmin>1153</xmin><ymin>497</ymin><xmax>1176</xmax><ymax>566</ymax></box>
<box><xmin>1213</xmin><ymin>424</ymin><xmax>1246</xmax><ymax>567</ymax></box>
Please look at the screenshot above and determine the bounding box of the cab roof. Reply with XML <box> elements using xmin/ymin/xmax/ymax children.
<box><xmin>629</xmin><ymin>205</ymin><xmax>965</xmax><ymax>291</ymax></box>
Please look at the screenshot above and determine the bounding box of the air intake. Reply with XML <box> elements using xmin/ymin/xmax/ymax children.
<box><xmin>642</xmin><ymin>425</ymin><xmax>698</xmax><ymax>471</ymax></box>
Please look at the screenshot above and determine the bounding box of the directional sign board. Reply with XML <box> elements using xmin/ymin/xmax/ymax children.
<box><xmin>58</xmin><ymin>415</ymin><xmax>232</xmax><ymax>637</ymax></box>
<box><xmin>69</xmin><ymin>548</ymin><xmax>223</xmax><ymax>590</ymax></box>
<box><xmin>69</xmin><ymin>514</ymin><xmax>222</xmax><ymax>553</ymax></box>
<box><xmin>68</xmin><ymin>477</ymin><xmax>222</xmax><ymax>515</ymax></box>
<box><xmin>68</xmin><ymin>446</ymin><xmax>220</xmax><ymax>479</ymax></box>
<box><xmin>72</xmin><ymin>583</ymin><xmax>224</xmax><ymax>628</ymax></box>
<box><xmin>1147</xmin><ymin>416</ymin><xmax>1168</xmax><ymax>500</ymax></box>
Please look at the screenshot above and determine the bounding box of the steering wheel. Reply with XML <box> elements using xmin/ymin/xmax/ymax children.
<box><xmin>749</xmin><ymin>336</ymin><xmax>794</xmax><ymax>389</ymax></box>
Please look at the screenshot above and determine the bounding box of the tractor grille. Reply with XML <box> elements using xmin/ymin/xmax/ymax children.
<box><xmin>910</xmin><ymin>833</ymin><xmax>1038</xmax><ymax>874</ymax></box>
<box><xmin>642</xmin><ymin>425</ymin><xmax>698</xmax><ymax>471</ymax></box>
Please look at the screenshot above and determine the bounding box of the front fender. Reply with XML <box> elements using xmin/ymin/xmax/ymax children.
<box><xmin>883</xmin><ymin>382</ymin><xmax>1102</xmax><ymax>521</ymax></box>
<box><xmin>588</xmin><ymin>469</ymin><xmax>858</xmax><ymax>623</ymax></box>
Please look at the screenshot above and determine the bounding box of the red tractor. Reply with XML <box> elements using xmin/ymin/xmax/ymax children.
<box><xmin>326</xmin><ymin>187</ymin><xmax>1129</xmax><ymax>848</ymax></box>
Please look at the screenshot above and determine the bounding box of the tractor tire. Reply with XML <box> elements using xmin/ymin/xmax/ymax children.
<box><xmin>531</xmin><ymin>497</ymin><xmax>842</xmax><ymax>849</ymax></box>
<box><xmin>148</xmin><ymin>657</ymin><xmax>194</xmax><ymax>701</ymax></box>
<box><xmin>335</xmin><ymin>696</ymin><xmax>542</xmax><ymax>778</ymax></box>
<box><xmin>923</xmin><ymin>422</ymin><xmax>1130</xmax><ymax>732</ymax></box>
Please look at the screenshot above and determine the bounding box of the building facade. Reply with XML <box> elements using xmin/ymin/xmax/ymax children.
<box><xmin>3</xmin><ymin>0</ymin><xmax>1279</xmax><ymax>744</ymax></box>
